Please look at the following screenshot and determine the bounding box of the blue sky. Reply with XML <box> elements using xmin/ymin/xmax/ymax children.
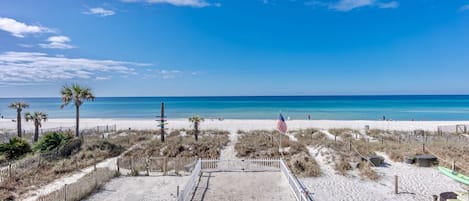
<box><xmin>0</xmin><ymin>0</ymin><xmax>468</xmax><ymax>97</ymax></box>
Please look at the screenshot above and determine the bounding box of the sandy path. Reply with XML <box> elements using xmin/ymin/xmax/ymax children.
<box><xmin>191</xmin><ymin>172</ymin><xmax>295</xmax><ymax>201</ymax></box>
<box><xmin>219</xmin><ymin>130</ymin><xmax>239</xmax><ymax>160</ymax></box>
<box><xmin>302</xmin><ymin>147</ymin><xmax>465</xmax><ymax>201</ymax></box>
<box><xmin>84</xmin><ymin>176</ymin><xmax>188</xmax><ymax>201</ymax></box>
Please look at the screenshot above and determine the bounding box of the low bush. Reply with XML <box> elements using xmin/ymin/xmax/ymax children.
<box><xmin>58</xmin><ymin>138</ymin><xmax>82</xmax><ymax>157</ymax></box>
<box><xmin>34</xmin><ymin>132</ymin><xmax>73</xmax><ymax>153</ymax></box>
<box><xmin>0</xmin><ymin>137</ymin><xmax>32</xmax><ymax>160</ymax></box>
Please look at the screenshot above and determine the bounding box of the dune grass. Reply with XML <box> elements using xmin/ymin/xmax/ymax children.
<box><xmin>235</xmin><ymin>130</ymin><xmax>321</xmax><ymax>177</ymax></box>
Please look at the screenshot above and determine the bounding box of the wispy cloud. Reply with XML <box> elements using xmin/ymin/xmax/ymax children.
<box><xmin>39</xmin><ymin>36</ymin><xmax>75</xmax><ymax>49</ymax></box>
<box><xmin>0</xmin><ymin>52</ymin><xmax>149</xmax><ymax>85</ymax></box>
<box><xmin>306</xmin><ymin>0</ymin><xmax>399</xmax><ymax>12</ymax></box>
<box><xmin>377</xmin><ymin>1</ymin><xmax>398</xmax><ymax>9</ymax></box>
<box><xmin>121</xmin><ymin>0</ymin><xmax>220</xmax><ymax>8</ymax></box>
<box><xmin>143</xmin><ymin>69</ymin><xmax>186</xmax><ymax>79</ymax></box>
<box><xmin>83</xmin><ymin>7</ymin><xmax>116</xmax><ymax>17</ymax></box>
<box><xmin>157</xmin><ymin>70</ymin><xmax>182</xmax><ymax>79</ymax></box>
<box><xmin>0</xmin><ymin>17</ymin><xmax>53</xmax><ymax>38</ymax></box>
<box><xmin>459</xmin><ymin>4</ymin><xmax>469</xmax><ymax>12</ymax></box>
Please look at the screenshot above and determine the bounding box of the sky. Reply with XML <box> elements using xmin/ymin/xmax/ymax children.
<box><xmin>0</xmin><ymin>0</ymin><xmax>468</xmax><ymax>97</ymax></box>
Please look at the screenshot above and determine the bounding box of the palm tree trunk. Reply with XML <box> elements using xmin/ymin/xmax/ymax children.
<box><xmin>75</xmin><ymin>105</ymin><xmax>80</xmax><ymax>137</ymax></box>
<box><xmin>17</xmin><ymin>109</ymin><xmax>22</xmax><ymax>138</ymax></box>
<box><xmin>195</xmin><ymin>122</ymin><xmax>199</xmax><ymax>141</ymax></box>
<box><xmin>34</xmin><ymin>124</ymin><xmax>39</xmax><ymax>142</ymax></box>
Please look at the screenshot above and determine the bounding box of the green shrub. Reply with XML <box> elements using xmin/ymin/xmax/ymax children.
<box><xmin>87</xmin><ymin>140</ymin><xmax>124</xmax><ymax>157</ymax></box>
<box><xmin>58</xmin><ymin>138</ymin><xmax>82</xmax><ymax>157</ymax></box>
<box><xmin>34</xmin><ymin>132</ymin><xmax>73</xmax><ymax>153</ymax></box>
<box><xmin>0</xmin><ymin>137</ymin><xmax>32</xmax><ymax>160</ymax></box>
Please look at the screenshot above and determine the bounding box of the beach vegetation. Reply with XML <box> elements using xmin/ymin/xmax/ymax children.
<box><xmin>188</xmin><ymin>115</ymin><xmax>204</xmax><ymax>141</ymax></box>
<box><xmin>235</xmin><ymin>130</ymin><xmax>321</xmax><ymax>177</ymax></box>
<box><xmin>34</xmin><ymin>132</ymin><xmax>73</xmax><ymax>153</ymax></box>
<box><xmin>60</xmin><ymin>84</ymin><xmax>95</xmax><ymax>137</ymax></box>
<box><xmin>0</xmin><ymin>137</ymin><xmax>32</xmax><ymax>160</ymax></box>
<box><xmin>120</xmin><ymin>129</ymin><xmax>229</xmax><ymax>168</ymax></box>
<box><xmin>8</xmin><ymin>101</ymin><xmax>29</xmax><ymax>138</ymax></box>
<box><xmin>24</xmin><ymin>111</ymin><xmax>48</xmax><ymax>142</ymax></box>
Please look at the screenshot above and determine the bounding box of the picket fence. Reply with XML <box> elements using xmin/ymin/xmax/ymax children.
<box><xmin>37</xmin><ymin>168</ymin><xmax>116</xmax><ymax>201</ymax></box>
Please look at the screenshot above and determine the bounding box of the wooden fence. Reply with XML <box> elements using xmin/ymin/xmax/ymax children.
<box><xmin>177</xmin><ymin>159</ymin><xmax>202</xmax><ymax>201</ymax></box>
<box><xmin>0</xmin><ymin>124</ymin><xmax>117</xmax><ymax>143</ymax></box>
<box><xmin>37</xmin><ymin>167</ymin><xmax>116</xmax><ymax>201</ymax></box>
<box><xmin>117</xmin><ymin>156</ymin><xmax>198</xmax><ymax>175</ymax></box>
<box><xmin>200</xmin><ymin>158</ymin><xmax>281</xmax><ymax>172</ymax></box>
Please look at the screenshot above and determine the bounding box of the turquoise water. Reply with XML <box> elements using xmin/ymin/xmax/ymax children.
<box><xmin>0</xmin><ymin>96</ymin><xmax>468</xmax><ymax>120</ymax></box>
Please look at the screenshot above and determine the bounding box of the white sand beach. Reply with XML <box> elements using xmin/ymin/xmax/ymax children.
<box><xmin>2</xmin><ymin>118</ymin><xmax>469</xmax><ymax>132</ymax></box>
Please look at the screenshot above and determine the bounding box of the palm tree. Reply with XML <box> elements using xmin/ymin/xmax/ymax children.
<box><xmin>8</xmin><ymin>102</ymin><xmax>29</xmax><ymax>138</ymax></box>
<box><xmin>189</xmin><ymin>115</ymin><xmax>204</xmax><ymax>141</ymax></box>
<box><xmin>60</xmin><ymin>84</ymin><xmax>95</xmax><ymax>137</ymax></box>
<box><xmin>25</xmin><ymin>112</ymin><xmax>48</xmax><ymax>142</ymax></box>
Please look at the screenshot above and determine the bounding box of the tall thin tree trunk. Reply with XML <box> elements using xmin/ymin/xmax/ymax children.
<box><xmin>75</xmin><ymin>105</ymin><xmax>80</xmax><ymax>137</ymax></box>
<box><xmin>17</xmin><ymin>109</ymin><xmax>22</xmax><ymax>138</ymax></box>
<box><xmin>195</xmin><ymin>122</ymin><xmax>199</xmax><ymax>141</ymax></box>
<box><xmin>34</xmin><ymin>124</ymin><xmax>39</xmax><ymax>142</ymax></box>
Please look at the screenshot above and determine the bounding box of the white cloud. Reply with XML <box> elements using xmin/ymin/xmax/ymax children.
<box><xmin>459</xmin><ymin>4</ymin><xmax>469</xmax><ymax>12</ymax></box>
<box><xmin>83</xmin><ymin>7</ymin><xmax>116</xmax><ymax>17</ymax></box>
<box><xmin>0</xmin><ymin>17</ymin><xmax>52</xmax><ymax>38</ymax></box>
<box><xmin>121</xmin><ymin>0</ymin><xmax>219</xmax><ymax>8</ymax></box>
<box><xmin>377</xmin><ymin>1</ymin><xmax>398</xmax><ymax>9</ymax></box>
<box><xmin>306</xmin><ymin>0</ymin><xmax>399</xmax><ymax>11</ymax></box>
<box><xmin>95</xmin><ymin>76</ymin><xmax>112</xmax><ymax>80</ymax></box>
<box><xmin>18</xmin><ymin>44</ymin><xmax>34</xmax><ymax>48</ymax></box>
<box><xmin>39</xmin><ymin>36</ymin><xmax>75</xmax><ymax>49</ymax></box>
<box><xmin>331</xmin><ymin>0</ymin><xmax>374</xmax><ymax>11</ymax></box>
<box><xmin>158</xmin><ymin>70</ymin><xmax>182</xmax><ymax>79</ymax></box>
<box><xmin>0</xmin><ymin>52</ymin><xmax>149</xmax><ymax>85</ymax></box>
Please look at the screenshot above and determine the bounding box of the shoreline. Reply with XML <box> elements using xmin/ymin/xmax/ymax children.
<box><xmin>2</xmin><ymin>118</ymin><xmax>469</xmax><ymax>132</ymax></box>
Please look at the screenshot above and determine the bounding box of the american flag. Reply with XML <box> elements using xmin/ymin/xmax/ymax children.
<box><xmin>276</xmin><ymin>113</ymin><xmax>287</xmax><ymax>133</ymax></box>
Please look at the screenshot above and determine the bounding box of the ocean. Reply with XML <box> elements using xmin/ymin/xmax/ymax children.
<box><xmin>0</xmin><ymin>95</ymin><xmax>468</xmax><ymax>120</ymax></box>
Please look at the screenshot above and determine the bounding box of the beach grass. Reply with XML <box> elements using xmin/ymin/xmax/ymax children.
<box><xmin>235</xmin><ymin>130</ymin><xmax>321</xmax><ymax>177</ymax></box>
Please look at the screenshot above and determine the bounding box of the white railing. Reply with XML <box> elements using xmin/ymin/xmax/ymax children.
<box><xmin>280</xmin><ymin>160</ymin><xmax>313</xmax><ymax>201</ymax></box>
<box><xmin>177</xmin><ymin>159</ymin><xmax>202</xmax><ymax>201</ymax></box>
<box><xmin>201</xmin><ymin>158</ymin><xmax>280</xmax><ymax>172</ymax></box>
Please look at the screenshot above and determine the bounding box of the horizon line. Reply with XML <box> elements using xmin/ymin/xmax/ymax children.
<box><xmin>1</xmin><ymin>94</ymin><xmax>469</xmax><ymax>99</ymax></box>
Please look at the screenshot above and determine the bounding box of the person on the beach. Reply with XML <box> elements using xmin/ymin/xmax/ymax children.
<box><xmin>308</xmin><ymin>114</ymin><xmax>311</xmax><ymax>120</ymax></box>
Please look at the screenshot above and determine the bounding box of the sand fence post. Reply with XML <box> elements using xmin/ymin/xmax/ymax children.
<box><xmin>163</xmin><ymin>157</ymin><xmax>167</xmax><ymax>176</ymax></box>
<box><xmin>8</xmin><ymin>163</ymin><xmax>11</xmax><ymax>177</ymax></box>
<box><xmin>64</xmin><ymin>183</ymin><xmax>67</xmax><ymax>201</ymax></box>
<box><xmin>146</xmin><ymin>157</ymin><xmax>150</xmax><ymax>176</ymax></box>
<box><xmin>394</xmin><ymin>175</ymin><xmax>398</xmax><ymax>194</ymax></box>
<box><xmin>432</xmin><ymin>195</ymin><xmax>438</xmax><ymax>201</ymax></box>
<box><xmin>451</xmin><ymin>160</ymin><xmax>456</xmax><ymax>172</ymax></box>
<box><xmin>349</xmin><ymin>141</ymin><xmax>352</xmax><ymax>151</ymax></box>
<box><xmin>177</xmin><ymin>185</ymin><xmax>180</xmax><ymax>197</ymax></box>
<box><xmin>422</xmin><ymin>143</ymin><xmax>426</xmax><ymax>153</ymax></box>
<box><xmin>116</xmin><ymin>158</ymin><xmax>120</xmax><ymax>174</ymax></box>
